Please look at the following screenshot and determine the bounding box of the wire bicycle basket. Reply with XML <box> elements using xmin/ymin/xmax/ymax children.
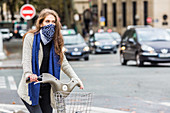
<box><xmin>54</xmin><ymin>91</ymin><xmax>93</xmax><ymax>113</ymax></box>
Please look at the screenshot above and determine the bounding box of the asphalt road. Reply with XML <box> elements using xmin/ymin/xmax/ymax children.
<box><xmin>1</xmin><ymin>39</ymin><xmax>170</xmax><ymax>113</ymax></box>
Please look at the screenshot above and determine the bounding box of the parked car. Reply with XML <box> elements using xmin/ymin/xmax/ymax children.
<box><xmin>89</xmin><ymin>32</ymin><xmax>117</xmax><ymax>54</ymax></box>
<box><xmin>62</xmin><ymin>32</ymin><xmax>90</xmax><ymax>61</ymax></box>
<box><xmin>120</xmin><ymin>27</ymin><xmax>170</xmax><ymax>66</ymax></box>
<box><xmin>0</xmin><ymin>28</ymin><xmax>11</xmax><ymax>41</ymax></box>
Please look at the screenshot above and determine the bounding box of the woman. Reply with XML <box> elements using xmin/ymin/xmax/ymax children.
<box><xmin>17</xmin><ymin>8</ymin><xmax>84</xmax><ymax>113</ymax></box>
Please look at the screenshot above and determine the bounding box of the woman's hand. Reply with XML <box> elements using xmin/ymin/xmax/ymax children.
<box><xmin>27</xmin><ymin>74</ymin><xmax>38</xmax><ymax>82</ymax></box>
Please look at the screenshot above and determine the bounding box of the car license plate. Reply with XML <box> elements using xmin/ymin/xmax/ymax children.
<box><xmin>158</xmin><ymin>53</ymin><xmax>170</xmax><ymax>58</ymax></box>
<box><xmin>103</xmin><ymin>46</ymin><xmax>111</xmax><ymax>49</ymax></box>
<box><xmin>71</xmin><ymin>52</ymin><xmax>82</xmax><ymax>55</ymax></box>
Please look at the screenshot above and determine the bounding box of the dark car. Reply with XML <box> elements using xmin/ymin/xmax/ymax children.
<box><xmin>62</xmin><ymin>33</ymin><xmax>90</xmax><ymax>61</ymax></box>
<box><xmin>120</xmin><ymin>28</ymin><xmax>170</xmax><ymax>66</ymax></box>
<box><xmin>89</xmin><ymin>32</ymin><xmax>117</xmax><ymax>54</ymax></box>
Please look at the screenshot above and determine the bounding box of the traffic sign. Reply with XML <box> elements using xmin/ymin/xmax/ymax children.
<box><xmin>100</xmin><ymin>22</ymin><xmax>105</xmax><ymax>26</ymax></box>
<box><xmin>147</xmin><ymin>17</ymin><xmax>152</xmax><ymax>23</ymax></box>
<box><xmin>20</xmin><ymin>4</ymin><xmax>36</xmax><ymax>20</ymax></box>
<box><xmin>100</xmin><ymin>16</ymin><xmax>105</xmax><ymax>22</ymax></box>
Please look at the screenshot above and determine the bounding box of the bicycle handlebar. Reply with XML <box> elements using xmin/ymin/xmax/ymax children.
<box><xmin>26</xmin><ymin>73</ymin><xmax>80</xmax><ymax>96</ymax></box>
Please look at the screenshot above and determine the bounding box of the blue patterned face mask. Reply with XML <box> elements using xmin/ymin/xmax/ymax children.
<box><xmin>41</xmin><ymin>24</ymin><xmax>56</xmax><ymax>41</ymax></box>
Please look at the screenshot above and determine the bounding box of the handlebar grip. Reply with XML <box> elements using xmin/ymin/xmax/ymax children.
<box><xmin>26</xmin><ymin>76</ymin><xmax>42</xmax><ymax>83</ymax></box>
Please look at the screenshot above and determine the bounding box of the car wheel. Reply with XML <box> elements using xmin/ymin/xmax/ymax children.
<box><xmin>113</xmin><ymin>50</ymin><xmax>117</xmax><ymax>54</ymax></box>
<box><xmin>84</xmin><ymin>57</ymin><xmax>89</xmax><ymax>61</ymax></box>
<box><xmin>120</xmin><ymin>53</ymin><xmax>127</xmax><ymax>65</ymax></box>
<box><xmin>136</xmin><ymin>53</ymin><xmax>144</xmax><ymax>66</ymax></box>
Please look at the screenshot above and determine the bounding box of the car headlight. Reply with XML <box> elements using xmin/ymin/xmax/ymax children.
<box><xmin>141</xmin><ymin>45</ymin><xmax>155</xmax><ymax>53</ymax></box>
<box><xmin>120</xmin><ymin>46</ymin><xmax>126</xmax><ymax>51</ymax></box>
<box><xmin>10</xmin><ymin>33</ymin><xmax>13</xmax><ymax>37</ymax></box>
<box><xmin>94</xmin><ymin>41</ymin><xmax>100</xmax><ymax>46</ymax></box>
<box><xmin>83</xmin><ymin>46</ymin><xmax>89</xmax><ymax>51</ymax></box>
<box><xmin>21</xmin><ymin>33</ymin><xmax>25</xmax><ymax>37</ymax></box>
<box><xmin>62</xmin><ymin>47</ymin><xmax>68</xmax><ymax>52</ymax></box>
<box><xmin>112</xmin><ymin>40</ymin><xmax>117</xmax><ymax>45</ymax></box>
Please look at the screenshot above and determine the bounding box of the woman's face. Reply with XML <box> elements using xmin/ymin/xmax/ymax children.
<box><xmin>40</xmin><ymin>14</ymin><xmax>56</xmax><ymax>27</ymax></box>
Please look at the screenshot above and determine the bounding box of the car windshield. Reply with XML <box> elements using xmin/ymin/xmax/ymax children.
<box><xmin>95</xmin><ymin>33</ymin><xmax>113</xmax><ymax>40</ymax></box>
<box><xmin>63</xmin><ymin>34</ymin><xmax>85</xmax><ymax>45</ymax></box>
<box><xmin>166</xmin><ymin>29</ymin><xmax>170</xmax><ymax>35</ymax></box>
<box><xmin>137</xmin><ymin>29</ymin><xmax>170</xmax><ymax>42</ymax></box>
<box><xmin>1</xmin><ymin>32</ymin><xmax>8</xmax><ymax>34</ymax></box>
<box><xmin>110</xmin><ymin>32</ymin><xmax>121</xmax><ymax>39</ymax></box>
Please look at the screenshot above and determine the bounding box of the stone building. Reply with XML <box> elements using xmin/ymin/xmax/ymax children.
<box><xmin>74</xmin><ymin>0</ymin><xmax>170</xmax><ymax>34</ymax></box>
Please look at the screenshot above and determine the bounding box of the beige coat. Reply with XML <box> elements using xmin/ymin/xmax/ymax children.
<box><xmin>17</xmin><ymin>33</ymin><xmax>83</xmax><ymax>108</ymax></box>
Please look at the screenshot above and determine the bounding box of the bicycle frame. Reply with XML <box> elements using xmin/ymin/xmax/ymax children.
<box><xmin>34</xmin><ymin>73</ymin><xmax>80</xmax><ymax>96</ymax></box>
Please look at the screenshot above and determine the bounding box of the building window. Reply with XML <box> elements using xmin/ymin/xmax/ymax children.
<box><xmin>132</xmin><ymin>1</ymin><xmax>137</xmax><ymax>25</ymax></box>
<box><xmin>122</xmin><ymin>2</ymin><xmax>126</xmax><ymax>27</ymax></box>
<box><xmin>144</xmin><ymin>1</ymin><xmax>148</xmax><ymax>25</ymax></box>
<box><xmin>112</xmin><ymin>3</ymin><xmax>117</xmax><ymax>27</ymax></box>
<box><xmin>92</xmin><ymin>5</ymin><xmax>98</xmax><ymax>25</ymax></box>
<box><xmin>103</xmin><ymin>3</ymin><xmax>107</xmax><ymax>26</ymax></box>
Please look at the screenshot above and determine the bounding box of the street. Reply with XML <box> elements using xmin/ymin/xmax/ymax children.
<box><xmin>1</xmin><ymin>39</ymin><xmax>170</xmax><ymax>113</ymax></box>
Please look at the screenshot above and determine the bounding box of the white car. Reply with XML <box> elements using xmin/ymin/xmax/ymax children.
<box><xmin>0</xmin><ymin>28</ymin><xmax>10</xmax><ymax>41</ymax></box>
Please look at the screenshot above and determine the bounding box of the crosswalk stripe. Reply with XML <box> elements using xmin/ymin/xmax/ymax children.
<box><xmin>160</xmin><ymin>102</ymin><xmax>170</xmax><ymax>107</ymax></box>
<box><xmin>0</xmin><ymin>76</ymin><xmax>7</xmax><ymax>88</ymax></box>
<box><xmin>7</xmin><ymin>76</ymin><xmax>17</xmax><ymax>90</ymax></box>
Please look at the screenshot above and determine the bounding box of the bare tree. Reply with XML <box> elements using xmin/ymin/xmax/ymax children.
<box><xmin>6</xmin><ymin>0</ymin><xmax>16</xmax><ymax>20</ymax></box>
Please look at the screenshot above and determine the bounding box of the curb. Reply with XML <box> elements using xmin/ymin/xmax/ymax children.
<box><xmin>0</xmin><ymin>104</ymin><xmax>129</xmax><ymax>113</ymax></box>
<box><xmin>90</xmin><ymin>107</ymin><xmax>129</xmax><ymax>113</ymax></box>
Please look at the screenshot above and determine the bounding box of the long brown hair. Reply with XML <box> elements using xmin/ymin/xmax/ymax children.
<box><xmin>23</xmin><ymin>8</ymin><xmax>64</xmax><ymax>64</ymax></box>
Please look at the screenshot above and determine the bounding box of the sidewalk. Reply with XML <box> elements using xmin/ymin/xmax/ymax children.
<box><xmin>0</xmin><ymin>104</ymin><xmax>129</xmax><ymax>113</ymax></box>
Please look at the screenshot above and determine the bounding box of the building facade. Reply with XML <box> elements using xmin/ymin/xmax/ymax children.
<box><xmin>74</xmin><ymin>0</ymin><xmax>170</xmax><ymax>34</ymax></box>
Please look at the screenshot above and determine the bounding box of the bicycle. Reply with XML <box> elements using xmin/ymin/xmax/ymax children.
<box><xmin>27</xmin><ymin>73</ymin><xmax>93</xmax><ymax>113</ymax></box>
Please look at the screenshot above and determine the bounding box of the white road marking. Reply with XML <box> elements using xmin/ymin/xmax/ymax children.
<box><xmin>143</xmin><ymin>99</ymin><xmax>170</xmax><ymax>107</ymax></box>
<box><xmin>143</xmin><ymin>100</ymin><xmax>155</xmax><ymax>104</ymax></box>
<box><xmin>0</xmin><ymin>76</ymin><xmax>6</xmax><ymax>88</ymax></box>
<box><xmin>160</xmin><ymin>102</ymin><xmax>170</xmax><ymax>107</ymax></box>
<box><xmin>7</xmin><ymin>76</ymin><xmax>17</xmax><ymax>90</ymax></box>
